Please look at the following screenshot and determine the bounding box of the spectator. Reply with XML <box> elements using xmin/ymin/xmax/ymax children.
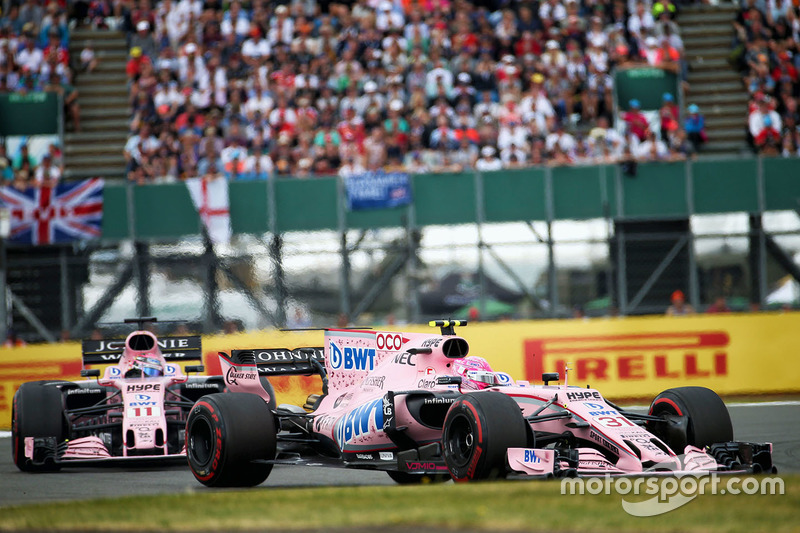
<box><xmin>475</xmin><ymin>145</ymin><xmax>502</xmax><ymax>171</ymax></box>
<box><xmin>80</xmin><ymin>40</ymin><xmax>98</xmax><ymax>73</ymax></box>
<box><xmin>684</xmin><ymin>104</ymin><xmax>707</xmax><ymax>152</ymax></box>
<box><xmin>33</xmin><ymin>153</ymin><xmax>61</xmax><ymax>187</ymax></box>
<box><xmin>126</xmin><ymin>46</ymin><xmax>150</xmax><ymax>81</ymax></box>
<box><xmin>749</xmin><ymin>97</ymin><xmax>782</xmax><ymax>154</ymax></box>
<box><xmin>659</xmin><ymin>93</ymin><xmax>680</xmax><ymax>141</ymax></box>
<box><xmin>706</xmin><ymin>296</ymin><xmax>731</xmax><ymax>313</ymax></box>
<box><xmin>666</xmin><ymin>290</ymin><xmax>695</xmax><ymax>316</ymax></box>
<box><xmin>635</xmin><ymin>130</ymin><xmax>671</xmax><ymax>160</ymax></box>
<box><xmin>623</xmin><ymin>99</ymin><xmax>649</xmax><ymax>142</ymax></box>
<box><xmin>0</xmin><ymin>144</ymin><xmax>13</xmax><ymax>183</ymax></box>
<box><xmin>12</xmin><ymin>143</ymin><xmax>36</xmax><ymax>170</ymax></box>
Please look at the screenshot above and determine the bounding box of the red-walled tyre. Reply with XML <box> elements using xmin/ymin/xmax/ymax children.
<box><xmin>186</xmin><ymin>393</ymin><xmax>276</xmax><ymax>487</ymax></box>
<box><xmin>647</xmin><ymin>386</ymin><xmax>733</xmax><ymax>452</ymax></box>
<box><xmin>441</xmin><ymin>392</ymin><xmax>527</xmax><ymax>481</ymax></box>
<box><xmin>12</xmin><ymin>381</ymin><xmax>67</xmax><ymax>472</ymax></box>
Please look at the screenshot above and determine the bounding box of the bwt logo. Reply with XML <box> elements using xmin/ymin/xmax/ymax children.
<box><xmin>134</xmin><ymin>394</ymin><xmax>151</xmax><ymax>401</ymax></box>
<box><xmin>329</xmin><ymin>342</ymin><xmax>376</xmax><ymax>371</ymax></box>
<box><xmin>335</xmin><ymin>398</ymin><xmax>384</xmax><ymax>445</ymax></box>
<box><xmin>524</xmin><ymin>450</ymin><xmax>541</xmax><ymax>464</ymax></box>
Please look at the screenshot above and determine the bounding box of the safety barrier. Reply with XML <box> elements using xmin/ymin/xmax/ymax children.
<box><xmin>1</xmin><ymin>312</ymin><xmax>799</xmax><ymax>429</ymax></box>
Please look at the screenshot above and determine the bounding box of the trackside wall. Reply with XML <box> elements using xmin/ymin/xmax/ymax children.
<box><xmin>1</xmin><ymin>312</ymin><xmax>798</xmax><ymax>429</ymax></box>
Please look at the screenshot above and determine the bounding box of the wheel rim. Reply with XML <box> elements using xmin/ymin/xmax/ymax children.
<box><xmin>445</xmin><ymin>413</ymin><xmax>476</xmax><ymax>469</ymax></box>
<box><xmin>188</xmin><ymin>417</ymin><xmax>214</xmax><ymax>467</ymax></box>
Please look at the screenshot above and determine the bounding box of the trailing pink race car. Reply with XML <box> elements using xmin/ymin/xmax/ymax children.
<box><xmin>13</xmin><ymin>318</ymin><xmax>225</xmax><ymax>471</ymax></box>
<box><xmin>185</xmin><ymin>320</ymin><xmax>775</xmax><ymax>487</ymax></box>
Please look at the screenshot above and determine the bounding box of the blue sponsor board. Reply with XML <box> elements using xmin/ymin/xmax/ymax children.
<box><xmin>345</xmin><ymin>171</ymin><xmax>412</xmax><ymax>211</ymax></box>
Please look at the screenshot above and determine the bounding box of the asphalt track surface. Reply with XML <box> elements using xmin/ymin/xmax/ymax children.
<box><xmin>1</xmin><ymin>402</ymin><xmax>798</xmax><ymax>508</ymax></box>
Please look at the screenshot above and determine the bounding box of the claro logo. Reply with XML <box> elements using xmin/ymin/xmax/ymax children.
<box><xmin>524</xmin><ymin>332</ymin><xmax>729</xmax><ymax>382</ymax></box>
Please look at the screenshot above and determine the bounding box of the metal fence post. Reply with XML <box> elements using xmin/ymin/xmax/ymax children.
<box><xmin>685</xmin><ymin>160</ymin><xmax>700</xmax><ymax>310</ymax></box>
<box><xmin>474</xmin><ymin>168</ymin><xmax>487</xmax><ymax>319</ymax></box>
<box><xmin>0</xmin><ymin>237</ymin><xmax>6</xmax><ymax>343</ymax></box>
<box><xmin>336</xmin><ymin>175</ymin><xmax>351</xmax><ymax>320</ymax></box>
<box><xmin>267</xmin><ymin>177</ymin><xmax>286</xmax><ymax>327</ymax></box>
<box><xmin>405</xmin><ymin>198</ymin><xmax>420</xmax><ymax>325</ymax></box>
<box><xmin>614</xmin><ymin>164</ymin><xmax>627</xmax><ymax>315</ymax></box>
<box><xmin>59</xmin><ymin>247</ymin><xmax>70</xmax><ymax>336</ymax></box>
<box><xmin>756</xmin><ymin>157</ymin><xmax>768</xmax><ymax>307</ymax></box>
<box><xmin>544</xmin><ymin>166</ymin><xmax>558</xmax><ymax>317</ymax></box>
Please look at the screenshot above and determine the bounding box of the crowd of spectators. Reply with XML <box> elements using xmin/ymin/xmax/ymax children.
<box><xmin>732</xmin><ymin>0</ymin><xmax>800</xmax><ymax>156</ymax></box>
<box><xmin>111</xmin><ymin>0</ymin><xmax>704</xmax><ymax>183</ymax></box>
<box><xmin>0</xmin><ymin>0</ymin><xmax>74</xmax><ymax>189</ymax></box>
<box><xmin>0</xmin><ymin>0</ymin><xmax>81</xmax><ymax>128</ymax></box>
<box><xmin>0</xmin><ymin>141</ymin><xmax>64</xmax><ymax>189</ymax></box>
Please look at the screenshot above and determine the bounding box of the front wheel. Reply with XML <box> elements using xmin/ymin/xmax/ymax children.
<box><xmin>186</xmin><ymin>393</ymin><xmax>276</xmax><ymax>487</ymax></box>
<box><xmin>441</xmin><ymin>392</ymin><xmax>528</xmax><ymax>481</ymax></box>
<box><xmin>12</xmin><ymin>381</ymin><xmax>68</xmax><ymax>472</ymax></box>
<box><xmin>647</xmin><ymin>386</ymin><xmax>733</xmax><ymax>452</ymax></box>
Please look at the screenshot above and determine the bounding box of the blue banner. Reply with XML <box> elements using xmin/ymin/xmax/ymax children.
<box><xmin>345</xmin><ymin>171</ymin><xmax>412</xmax><ymax>211</ymax></box>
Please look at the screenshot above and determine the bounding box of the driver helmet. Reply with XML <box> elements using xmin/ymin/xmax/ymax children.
<box><xmin>452</xmin><ymin>356</ymin><xmax>495</xmax><ymax>390</ymax></box>
<box><xmin>125</xmin><ymin>355</ymin><xmax>164</xmax><ymax>378</ymax></box>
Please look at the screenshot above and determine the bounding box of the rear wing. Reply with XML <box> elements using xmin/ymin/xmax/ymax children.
<box><xmin>229</xmin><ymin>347</ymin><xmax>324</xmax><ymax>376</ymax></box>
<box><xmin>81</xmin><ymin>336</ymin><xmax>203</xmax><ymax>365</ymax></box>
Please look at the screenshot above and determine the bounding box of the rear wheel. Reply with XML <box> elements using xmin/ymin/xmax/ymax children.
<box><xmin>12</xmin><ymin>381</ymin><xmax>68</xmax><ymax>472</ymax></box>
<box><xmin>647</xmin><ymin>386</ymin><xmax>733</xmax><ymax>452</ymax></box>
<box><xmin>186</xmin><ymin>393</ymin><xmax>277</xmax><ymax>487</ymax></box>
<box><xmin>441</xmin><ymin>392</ymin><xmax>528</xmax><ymax>481</ymax></box>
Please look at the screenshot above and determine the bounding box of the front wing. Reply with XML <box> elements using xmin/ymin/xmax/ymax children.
<box><xmin>24</xmin><ymin>436</ymin><xmax>186</xmax><ymax>467</ymax></box>
<box><xmin>507</xmin><ymin>442</ymin><xmax>776</xmax><ymax>478</ymax></box>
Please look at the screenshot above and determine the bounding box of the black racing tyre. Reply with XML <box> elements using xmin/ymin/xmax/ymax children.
<box><xmin>647</xmin><ymin>386</ymin><xmax>733</xmax><ymax>452</ymax></box>
<box><xmin>441</xmin><ymin>392</ymin><xmax>528</xmax><ymax>481</ymax></box>
<box><xmin>186</xmin><ymin>393</ymin><xmax>276</xmax><ymax>487</ymax></box>
<box><xmin>386</xmin><ymin>470</ymin><xmax>451</xmax><ymax>485</ymax></box>
<box><xmin>12</xmin><ymin>381</ymin><xmax>68</xmax><ymax>472</ymax></box>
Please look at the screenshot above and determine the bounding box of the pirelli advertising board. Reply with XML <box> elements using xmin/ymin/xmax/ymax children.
<box><xmin>0</xmin><ymin>313</ymin><xmax>799</xmax><ymax>429</ymax></box>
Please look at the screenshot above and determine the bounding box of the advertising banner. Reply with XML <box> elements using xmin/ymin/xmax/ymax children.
<box><xmin>1</xmin><ymin>313</ymin><xmax>799</xmax><ymax>429</ymax></box>
<box><xmin>345</xmin><ymin>171</ymin><xmax>412</xmax><ymax>211</ymax></box>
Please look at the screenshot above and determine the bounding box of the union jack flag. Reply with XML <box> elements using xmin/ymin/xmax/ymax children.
<box><xmin>0</xmin><ymin>178</ymin><xmax>104</xmax><ymax>245</ymax></box>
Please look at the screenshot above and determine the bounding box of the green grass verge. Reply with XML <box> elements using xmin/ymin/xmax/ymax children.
<box><xmin>0</xmin><ymin>475</ymin><xmax>796</xmax><ymax>532</ymax></box>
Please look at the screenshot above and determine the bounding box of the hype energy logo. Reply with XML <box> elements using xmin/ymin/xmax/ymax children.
<box><xmin>335</xmin><ymin>398</ymin><xmax>384</xmax><ymax>447</ymax></box>
<box><xmin>329</xmin><ymin>341</ymin><xmax>376</xmax><ymax>371</ymax></box>
<box><xmin>524</xmin><ymin>331</ymin><xmax>729</xmax><ymax>384</ymax></box>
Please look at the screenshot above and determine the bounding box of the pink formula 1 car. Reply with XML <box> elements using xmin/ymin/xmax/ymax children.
<box><xmin>185</xmin><ymin>321</ymin><xmax>775</xmax><ymax>487</ymax></box>
<box><xmin>13</xmin><ymin>318</ymin><xmax>224</xmax><ymax>471</ymax></box>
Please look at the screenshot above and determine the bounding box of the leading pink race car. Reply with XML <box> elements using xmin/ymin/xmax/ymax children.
<box><xmin>185</xmin><ymin>320</ymin><xmax>775</xmax><ymax>486</ymax></box>
<box><xmin>13</xmin><ymin>318</ymin><xmax>224</xmax><ymax>471</ymax></box>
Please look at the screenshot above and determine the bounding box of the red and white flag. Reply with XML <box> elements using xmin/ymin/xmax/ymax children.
<box><xmin>185</xmin><ymin>176</ymin><xmax>231</xmax><ymax>245</ymax></box>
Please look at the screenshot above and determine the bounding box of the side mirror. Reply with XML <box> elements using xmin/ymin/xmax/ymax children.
<box><xmin>185</xmin><ymin>365</ymin><xmax>205</xmax><ymax>374</ymax></box>
<box><xmin>542</xmin><ymin>372</ymin><xmax>559</xmax><ymax>385</ymax></box>
<box><xmin>81</xmin><ymin>369</ymin><xmax>100</xmax><ymax>378</ymax></box>
<box><xmin>436</xmin><ymin>376</ymin><xmax>463</xmax><ymax>385</ymax></box>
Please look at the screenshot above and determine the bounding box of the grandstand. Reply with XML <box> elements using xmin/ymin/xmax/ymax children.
<box><xmin>5</xmin><ymin>0</ymin><xmax>785</xmax><ymax>183</ymax></box>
